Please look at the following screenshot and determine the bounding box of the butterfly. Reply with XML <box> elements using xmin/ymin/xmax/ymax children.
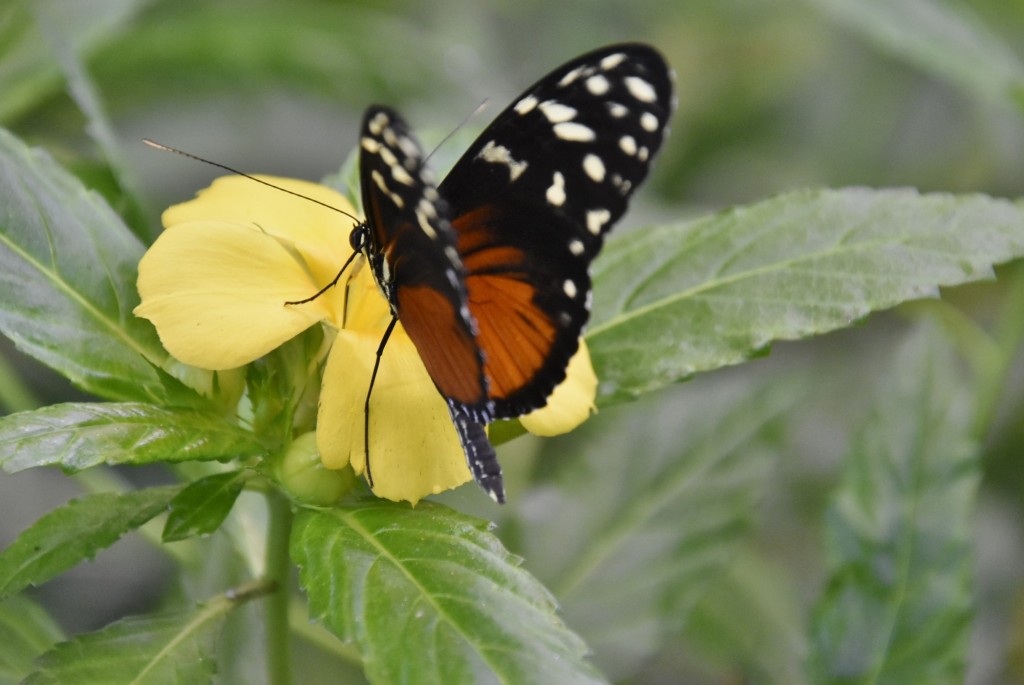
<box><xmin>352</xmin><ymin>43</ymin><xmax>674</xmax><ymax>503</ymax></box>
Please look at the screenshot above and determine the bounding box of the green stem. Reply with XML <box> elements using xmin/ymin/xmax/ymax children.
<box><xmin>972</xmin><ymin>264</ymin><xmax>1024</xmax><ymax>439</ymax></box>
<box><xmin>0</xmin><ymin>349</ymin><xmax>40</xmax><ymax>412</ymax></box>
<box><xmin>265</xmin><ymin>489</ymin><xmax>294</xmax><ymax>685</ymax></box>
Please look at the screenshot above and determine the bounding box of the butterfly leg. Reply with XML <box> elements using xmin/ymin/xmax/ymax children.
<box><xmin>363</xmin><ymin>315</ymin><xmax>399</xmax><ymax>489</ymax></box>
<box><xmin>449</xmin><ymin>408</ymin><xmax>505</xmax><ymax>504</ymax></box>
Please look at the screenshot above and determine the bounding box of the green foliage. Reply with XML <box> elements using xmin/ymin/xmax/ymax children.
<box><xmin>589</xmin><ymin>188</ymin><xmax>1024</xmax><ymax>403</ymax></box>
<box><xmin>162</xmin><ymin>471</ymin><xmax>249</xmax><ymax>543</ymax></box>
<box><xmin>810</xmin><ymin>331</ymin><xmax>978</xmax><ymax>683</ymax></box>
<box><xmin>0</xmin><ymin>486</ymin><xmax>181</xmax><ymax>600</ymax></box>
<box><xmin>0</xmin><ymin>403</ymin><xmax>265</xmax><ymax>473</ymax></box>
<box><xmin>511</xmin><ymin>381</ymin><xmax>799</xmax><ymax>678</ymax></box>
<box><xmin>293</xmin><ymin>501</ymin><xmax>606</xmax><ymax>684</ymax></box>
<box><xmin>23</xmin><ymin>583</ymin><xmax>272</xmax><ymax>685</ymax></box>
<box><xmin>0</xmin><ymin>129</ymin><xmax>195</xmax><ymax>405</ymax></box>
<box><xmin>0</xmin><ymin>596</ymin><xmax>64</xmax><ymax>684</ymax></box>
<box><xmin>1</xmin><ymin>1</ymin><xmax>1024</xmax><ymax>683</ymax></box>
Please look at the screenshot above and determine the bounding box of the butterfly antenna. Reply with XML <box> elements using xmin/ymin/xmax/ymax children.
<box><xmin>423</xmin><ymin>99</ymin><xmax>489</xmax><ymax>164</ymax></box>
<box><xmin>142</xmin><ymin>139</ymin><xmax>363</xmax><ymax>226</ymax></box>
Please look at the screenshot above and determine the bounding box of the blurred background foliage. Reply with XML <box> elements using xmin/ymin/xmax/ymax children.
<box><xmin>2</xmin><ymin>0</ymin><xmax>1024</xmax><ymax>683</ymax></box>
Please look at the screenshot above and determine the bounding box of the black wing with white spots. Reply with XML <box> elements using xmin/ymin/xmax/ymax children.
<box><xmin>439</xmin><ymin>43</ymin><xmax>674</xmax><ymax>418</ymax></box>
<box><xmin>358</xmin><ymin>106</ymin><xmax>492</xmax><ymax>421</ymax></box>
<box><xmin>358</xmin><ymin>106</ymin><xmax>505</xmax><ymax>502</ymax></box>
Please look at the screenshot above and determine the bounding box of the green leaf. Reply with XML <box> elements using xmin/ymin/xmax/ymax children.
<box><xmin>0</xmin><ymin>1</ymin><xmax>143</xmax><ymax>124</ymax></box>
<box><xmin>0</xmin><ymin>485</ymin><xmax>181</xmax><ymax>600</ymax></box>
<box><xmin>0</xmin><ymin>128</ymin><xmax>195</xmax><ymax>404</ymax></box>
<box><xmin>808</xmin><ymin>0</ymin><xmax>1024</xmax><ymax>109</ymax></box>
<box><xmin>22</xmin><ymin>582</ymin><xmax>270</xmax><ymax>685</ymax></box>
<box><xmin>684</xmin><ymin>550</ymin><xmax>807</xmax><ymax>685</ymax></box>
<box><xmin>0</xmin><ymin>595</ymin><xmax>63</xmax><ymax>684</ymax></box>
<box><xmin>0</xmin><ymin>402</ymin><xmax>266</xmax><ymax>474</ymax></box>
<box><xmin>510</xmin><ymin>377</ymin><xmax>799</xmax><ymax>678</ymax></box>
<box><xmin>588</xmin><ymin>188</ymin><xmax>1024</xmax><ymax>404</ymax></box>
<box><xmin>810</xmin><ymin>328</ymin><xmax>978</xmax><ymax>683</ymax></box>
<box><xmin>29</xmin><ymin>0</ymin><xmax>150</xmax><ymax>235</ymax></box>
<box><xmin>162</xmin><ymin>470</ymin><xmax>248</xmax><ymax>543</ymax></box>
<box><xmin>292</xmin><ymin>501</ymin><xmax>606</xmax><ymax>685</ymax></box>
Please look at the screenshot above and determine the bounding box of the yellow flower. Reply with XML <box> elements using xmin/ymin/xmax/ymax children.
<box><xmin>135</xmin><ymin>175</ymin><xmax>597</xmax><ymax>503</ymax></box>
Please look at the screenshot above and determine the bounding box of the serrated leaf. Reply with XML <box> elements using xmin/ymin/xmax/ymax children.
<box><xmin>510</xmin><ymin>377</ymin><xmax>799</xmax><ymax>678</ymax></box>
<box><xmin>0</xmin><ymin>402</ymin><xmax>266</xmax><ymax>474</ymax></box>
<box><xmin>808</xmin><ymin>0</ymin><xmax>1024</xmax><ymax>108</ymax></box>
<box><xmin>588</xmin><ymin>188</ymin><xmax>1024</xmax><ymax>403</ymax></box>
<box><xmin>292</xmin><ymin>501</ymin><xmax>606</xmax><ymax>685</ymax></box>
<box><xmin>684</xmin><ymin>551</ymin><xmax>807</xmax><ymax>685</ymax></box>
<box><xmin>0</xmin><ymin>595</ymin><xmax>63</xmax><ymax>683</ymax></box>
<box><xmin>21</xmin><ymin>583</ymin><xmax>267</xmax><ymax>685</ymax></box>
<box><xmin>162</xmin><ymin>470</ymin><xmax>248</xmax><ymax>543</ymax></box>
<box><xmin>810</xmin><ymin>328</ymin><xmax>978</xmax><ymax>683</ymax></box>
<box><xmin>0</xmin><ymin>486</ymin><xmax>181</xmax><ymax>600</ymax></box>
<box><xmin>0</xmin><ymin>128</ymin><xmax>194</xmax><ymax>404</ymax></box>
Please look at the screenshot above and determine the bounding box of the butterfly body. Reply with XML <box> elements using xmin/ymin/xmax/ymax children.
<box><xmin>356</xmin><ymin>43</ymin><xmax>674</xmax><ymax>502</ymax></box>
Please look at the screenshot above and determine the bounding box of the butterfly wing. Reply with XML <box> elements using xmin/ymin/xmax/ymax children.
<box><xmin>440</xmin><ymin>43</ymin><xmax>674</xmax><ymax>418</ymax></box>
<box><xmin>359</xmin><ymin>106</ymin><xmax>505</xmax><ymax>501</ymax></box>
<box><xmin>358</xmin><ymin>106</ymin><xmax>492</xmax><ymax>421</ymax></box>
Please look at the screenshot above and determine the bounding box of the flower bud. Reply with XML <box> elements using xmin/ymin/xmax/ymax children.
<box><xmin>276</xmin><ymin>432</ymin><xmax>356</xmax><ymax>505</ymax></box>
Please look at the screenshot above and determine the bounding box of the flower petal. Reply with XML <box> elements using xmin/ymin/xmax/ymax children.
<box><xmin>317</xmin><ymin>326</ymin><xmax>471</xmax><ymax>505</ymax></box>
<box><xmin>135</xmin><ymin>221</ymin><xmax>332</xmax><ymax>369</ymax></box>
<box><xmin>163</xmin><ymin>175</ymin><xmax>356</xmax><ymax>286</ymax></box>
<box><xmin>520</xmin><ymin>340</ymin><xmax>597</xmax><ymax>436</ymax></box>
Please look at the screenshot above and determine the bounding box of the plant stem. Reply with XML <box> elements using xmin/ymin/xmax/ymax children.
<box><xmin>265</xmin><ymin>489</ymin><xmax>294</xmax><ymax>685</ymax></box>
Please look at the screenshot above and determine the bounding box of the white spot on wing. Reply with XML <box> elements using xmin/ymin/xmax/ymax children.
<box><xmin>600</xmin><ymin>52</ymin><xmax>626</xmax><ymax>71</ymax></box>
<box><xmin>624</xmin><ymin>75</ymin><xmax>658</xmax><ymax>103</ymax></box>
<box><xmin>416</xmin><ymin>210</ymin><xmax>437</xmax><ymax>239</ymax></box>
<box><xmin>368</xmin><ymin>112</ymin><xmax>389</xmax><ymax>135</ymax></box>
<box><xmin>640</xmin><ymin>112</ymin><xmax>659</xmax><ymax>132</ymax></box>
<box><xmin>585</xmin><ymin>74</ymin><xmax>610</xmax><ymax>95</ymax></box>
<box><xmin>391</xmin><ymin>164</ymin><xmax>415</xmax><ymax>186</ymax></box>
<box><xmin>539</xmin><ymin>100</ymin><xmax>577</xmax><ymax>123</ymax></box>
<box><xmin>514</xmin><ymin>95</ymin><xmax>539</xmax><ymax>114</ymax></box>
<box><xmin>546</xmin><ymin>172</ymin><xmax>567</xmax><ymax>206</ymax></box>
<box><xmin>563</xmin><ymin>279</ymin><xmax>578</xmax><ymax>298</ymax></box>
<box><xmin>397</xmin><ymin>135</ymin><xmax>420</xmax><ymax>159</ymax></box>
<box><xmin>553</xmin><ymin>122</ymin><xmax>596</xmax><ymax>142</ymax></box>
<box><xmin>569</xmin><ymin>239</ymin><xmax>585</xmax><ymax>256</ymax></box>
<box><xmin>607</xmin><ymin>102</ymin><xmax>629</xmax><ymax>118</ymax></box>
<box><xmin>417</xmin><ymin>198</ymin><xmax>437</xmax><ymax>218</ymax></box>
<box><xmin>582</xmin><ymin>153</ymin><xmax>605</xmax><ymax>182</ymax></box>
<box><xmin>476</xmin><ymin>140</ymin><xmax>529</xmax><ymax>181</ymax></box>
<box><xmin>619</xmin><ymin>135</ymin><xmax>637</xmax><ymax>156</ymax></box>
<box><xmin>361</xmin><ymin>137</ymin><xmax>381</xmax><ymax>153</ymax></box>
<box><xmin>586</xmin><ymin>208</ymin><xmax>611</xmax><ymax>234</ymax></box>
<box><xmin>558</xmin><ymin>66</ymin><xmax>585</xmax><ymax>87</ymax></box>
<box><xmin>379</xmin><ymin>146</ymin><xmax>398</xmax><ymax>168</ymax></box>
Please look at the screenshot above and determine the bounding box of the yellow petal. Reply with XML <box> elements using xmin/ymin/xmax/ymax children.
<box><xmin>520</xmin><ymin>340</ymin><xmax>597</xmax><ymax>436</ymax></box>
<box><xmin>317</xmin><ymin>325</ymin><xmax>471</xmax><ymax>505</ymax></box>
<box><xmin>135</xmin><ymin>221</ymin><xmax>332</xmax><ymax>369</ymax></box>
<box><xmin>164</xmin><ymin>175</ymin><xmax>358</xmax><ymax>301</ymax></box>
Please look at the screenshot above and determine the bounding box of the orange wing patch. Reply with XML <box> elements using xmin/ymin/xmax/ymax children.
<box><xmin>395</xmin><ymin>285</ymin><xmax>485</xmax><ymax>407</ymax></box>
<box><xmin>466</xmin><ymin>272</ymin><xmax>557</xmax><ymax>401</ymax></box>
<box><xmin>453</xmin><ymin>208</ymin><xmax>560</xmax><ymax>403</ymax></box>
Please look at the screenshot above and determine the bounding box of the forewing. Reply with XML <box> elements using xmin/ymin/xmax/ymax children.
<box><xmin>440</xmin><ymin>44</ymin><xmax>674</xmax><ymax>417</ymax></box>
<box><xmin>359</xmin><ymin>106</ymin><xmax>490</xmax><ymax>419</ymax></box>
